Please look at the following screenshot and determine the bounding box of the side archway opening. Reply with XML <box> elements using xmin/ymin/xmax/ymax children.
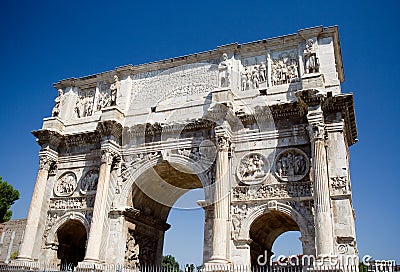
<box><xmin>56</xmin><ymin>219</ymin><xmax>87</xmax><ymax>268</ymax></box>
<box><xmin>249</xmin><ymin>210</ymin><xmax>300</xmax><ymax>266</ymax></box>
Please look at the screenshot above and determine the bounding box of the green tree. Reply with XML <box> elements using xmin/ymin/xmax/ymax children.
<box><xmin>0</xmin><ymin>177</ymin><xmax>20</xmax><ymax>223</ymax></box>
<box><xmin>162</xmin><ymin>255</ymin><xmax>181</xmax><ymax>272</ymax></box>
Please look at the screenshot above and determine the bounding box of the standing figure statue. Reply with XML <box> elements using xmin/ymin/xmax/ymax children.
<box><xmin>304</xmin><ymin>39</ymin><xmax>319</xmax><ymax>74</ymax></box>
<box><xmin>241</xmin><ymin>68</ymin><xmax>249</xmax><ymax>91</ymax></box>
<box><xmin>252</xmin><ymin>69</ymin><xmax>260</xmax><ymax>88</ymax></box>
<box><xmin>218</xmin><ymin>53</ymin><xmax>232</xmax><ymax>87</ymax></box>
<box><xmin>259</xmin><ymin>61</ymin><xmax>267</xmax><ymax>82</ymax></box>
<box><xmin>52</xmin><ymin>89</ymin><xmax>64</xmax><ymax>117</ymax></box>
<box><xmin>110</xmin><ymin>75</ymin><xmax>120</xmax><ymax>106</ymax></box>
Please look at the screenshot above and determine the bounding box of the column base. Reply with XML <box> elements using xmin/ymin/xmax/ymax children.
<box><xmin>82</xmin><ymin>258</ymin><xmax>102</xmax><ymax>265</ymax></box>
<box><xmin>205</xmin><ymin>260</ymin><xmax>230</xmax><ymax>272</ymax></box>
<box><xmin>13</xmin><ymin>256</ymin><xmax>34</xmax><ymax>262</ymax></box>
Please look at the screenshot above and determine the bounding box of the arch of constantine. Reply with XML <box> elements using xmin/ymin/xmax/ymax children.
<box><xmin>16</xmin><ymin>26</ymin><xmax>358</xmax><ymax>267</ymax></box>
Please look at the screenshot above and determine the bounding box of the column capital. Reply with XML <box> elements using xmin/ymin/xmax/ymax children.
<box><xmin>38</xmin><ymin>147</ymin><xmax>58</xmax><ymax>171</ymax></box>
<box><xmin>307</xmin><ymin>122</ymin><xmax>326</xmax><ymax>142</ymax></box>
<box><xmin>306</xmin><ymin>104</ymin><xmax>326</xmax><ymax>142</ymax></box>
<box><xmin>39</xmin><ymin>156</ymin><xmax>56</xmax><ymax>171</ymax></box>
<box><xmin>101</xmin><ymin>149</ymin><xmax>119</xmax><ymax>165</ymax></box>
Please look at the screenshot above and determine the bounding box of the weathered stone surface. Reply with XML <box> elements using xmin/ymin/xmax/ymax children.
<box><xmin>16</xmin><ymin>26</ymin><xmax>358</xmax><ymax>267</ymax></box>
<box><xmin>0</xmin><ymin>219</ymin><xmax>27</xmax><ymax>263</ymax></box>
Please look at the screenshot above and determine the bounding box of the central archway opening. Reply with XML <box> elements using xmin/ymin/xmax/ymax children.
<box><xmin>125</xmin><ymin>160</ymin><xmax>206</xmax><ymax>267</ymax></box>
<box><xmin>56</xmin><ymin>219</ymin><xmax>87</xmax><ymax>268</ymax></box>
<box><xmin>249</xmin><ymin>210</ymin><xmax>300</xmax><ymax>266</ymax></box>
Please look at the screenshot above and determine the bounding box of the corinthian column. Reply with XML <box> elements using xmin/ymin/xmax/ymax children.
<box><xmin>307</xmin><ymin>105</ymin><xmax>334</xmax><ymax>258</ymax></box>
<box><xmin>209</xmin><ymin>127</ymin><xmax>231</xmax><ymax>264</ymax></box>
<box><xmin>17</xmin><ymin>154</ymin><xmax>56</xmax><ymax>261</ymax></box>
<box><xmin>84</xmin><ymin>149</ymin><xmax>115</xmax><ymax>263</ymax></box>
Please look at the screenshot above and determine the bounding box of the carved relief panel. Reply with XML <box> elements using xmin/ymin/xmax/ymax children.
<box><xmin>125</xmin><ymin>229</ymin><xmax>158</xmax><ymax>266</ymax></box>
<box><xmin>80</xmin><ymin>169</ymin><xmax>99</xmax><ymax>194</ymax></box>
<box><xmin>274</xmin><ymin>148</ymin><xmax>309</xmax><ymax>181</ymax></box>
<box><xmin>237</xmin><ymin>153</ymin><xmax>269</xmax><ymax>185</ymax></box>
<box><xmin>75</xmin><ymin>87</ymin><xmax>95</xmax><ymax>118</ymax></box>
<box><xmin>270</xmin><ymin>49</ymin><xmax>299</xmax><ymax>86</ymax></box>
<box><xmin>330</xmin><ymin>176</ymin><xmax>350</xmax><ymax>195</ymax></box>
<box><xmin>54</xmin><ymin>172</ymin><xmax>77</xmax><ymax>197</ymax></box>
<box><xmin>240</xmin><ymin>55</ymin><xmax>267</xmax><ymax>91</ymax></box>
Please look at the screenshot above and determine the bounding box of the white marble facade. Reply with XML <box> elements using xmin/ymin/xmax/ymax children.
<box><xmin>16</xmin><ymin>26</ymin><xmax>358</xmax><ymax>267</ymax></box>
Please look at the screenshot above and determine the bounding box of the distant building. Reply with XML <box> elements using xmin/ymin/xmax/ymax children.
<box><xmin>0</xmin><ymin>219</ymin><xmax>27</xmax><ymax>263</ymax></box>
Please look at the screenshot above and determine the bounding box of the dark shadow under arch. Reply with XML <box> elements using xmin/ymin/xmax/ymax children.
<box><xmin>250</xmin><ymin>210</ymin><xmax>300</xmax><ymax>265</ymax></box>
<box><xmin>56</xmin><ymin>219</ymin><xmax>87</xmax><ymax>268</ymax></box>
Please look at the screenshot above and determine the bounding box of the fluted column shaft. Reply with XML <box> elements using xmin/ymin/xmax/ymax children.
<box><xmin>307</xmin><ymin>106</ymin><xmax>334</xmax><ymax>258</ymax></box>
<box><xmin>18</xmin><ymin>155</ymin><xmax>55</xmax><ymax>261</ymax></box>
<box><xmin>84</xmin><ymin>150</ymin><xmax>114</xmax><ymax>263</ymax></box>
<box><xmin>210</xmin><ymin>134</ymin><xmax>230</xmax><ymax>263</ymax></box>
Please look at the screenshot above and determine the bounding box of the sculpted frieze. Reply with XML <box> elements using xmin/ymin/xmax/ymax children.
<box><xmin>75</xmin><ymin>87</ymin><xmax>95</xmax><ymax>118</ymax></box>
<box><xmin>50</xmin><ymin>197</ymin><xmax>86</xmax><ymax>210</ymax></box>
<box><xmin>274</xmin><ymin>148</ymin><xmax>309</xmax><ymax>182</ymax></box>
<box><xmin>233</xmin><ymin>181</ymin><xmax>312</xmax><ymax>201</ymax></box>
<box><xmin>240</xmin><ymin>55</ymin><xmax>267</xmax><ymax>91</ymax></box>
<box><xmin>237</xmin><ymin>153</ymin><xmax>269</xmax><ymax>185</ymax></box>
<box><xmin>80</xmin><ymin>169</ymin><xmax>99</xmax><ymax>194</ymax></box>
<box><xmin>54</xmin><ymin>172</ymin><xmax>77</xmax><ymax>197</ymax></box>
<box><xmin>330</xmin><ymin>176</ymin><xmax>349</xmax><ymax>195</ymax></box>
<box><xmin>130</xmin><ymin>63</ymin><xmax>218</xmax><ymax>107</ymax></box>
<box><xmin>271</xmin><ymin>49</ymin><xmax>299</xmax><ymax>86</ymax></box>
<box><xmin>97</xmin><ymin>75</ymin><xmax>119</xmax><ymax>110</ymax></box>
<box><xmin>125</xmin><ymin>229</ymin><xmax>158</xmax><ymax>265</ymax></box>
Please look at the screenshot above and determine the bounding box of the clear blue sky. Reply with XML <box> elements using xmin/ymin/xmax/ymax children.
<box><xmin>1</xmin><ymin>0</ymin><xmax>399</xmax><ymax>266</ymax></box>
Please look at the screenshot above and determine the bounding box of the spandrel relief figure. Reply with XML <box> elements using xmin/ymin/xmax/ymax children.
<box><xmin>218</xmin><ymin>53</ymin><xmax>232</xmax><ymax>87</ymax></box>
<box><xmin>275</xmin><ymin>149</ymin><xmax>309</xmax><ymax>181</ymax></box>
<box><xmin>52</xmin><ymin>89</ymin><xmax>64</xmax><ymax>117</ymax></box>
<box><xmin>304</xmin><ymin>39</ymin><xmax>319</xmax><ymax>74</ymax></box>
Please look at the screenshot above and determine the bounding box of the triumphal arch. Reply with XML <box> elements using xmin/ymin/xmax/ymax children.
<box><xmin>17</xmin><ymin>26</ymin><xmax>358</xmax><ymax>267</ymax></box>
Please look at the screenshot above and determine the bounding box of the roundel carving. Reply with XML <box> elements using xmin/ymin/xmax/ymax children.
<box><xmin>54</xmin><ymin>172</ymin><xmax>77</xmax><ymax>197</ymax></box>
<box><xmin>237</xmin><ymin>153</ymin><xmax>269</xmax><ymax>185</ymax></box>
<box><xmin>80</xmin><ymin>169</ymin><xmax>99</xmax><ymax>194</ymax></box>
<box><xmin>274</xmin><ymin>148</ymin><xmax>309</xmax><ymax>182</ymax></box>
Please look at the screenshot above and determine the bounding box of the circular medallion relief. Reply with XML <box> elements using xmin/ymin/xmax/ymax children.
<box><xmin>274</xmin><ymin>148</ymin><xmax>309</xmax><ymax>182</ymax></box>
<box><xmin>80</xmin><ymin>169</ymin><xmax>99</xmax><ymax>194</ymax></box>
<box><xmin>237</xmin><ymin>153</ymin><xmax>269</xmax><ymax>185</ymax></box>
<box><xmin>54</xmin><ymin>172</ymin><xmax>77</xmax><ymax>197</ymax></box>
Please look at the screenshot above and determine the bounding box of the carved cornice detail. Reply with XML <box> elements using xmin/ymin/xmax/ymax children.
<box><xmin>32</xmin><ymin>129</ymin><xmax>62</xmax><ymax>149</ymax></box>
<box><xmin>123</xmin><ymin>207</ymin><xmax>170</xmax><ymax>231</ymax></box>
<box><xmin>125</xmin><ymin>119</ymin><xmax>215</xmax><ymax>137</ymax></box>
<box><xmin>63</xmin><ymin>131</ymin><xmax>101</xmax><ymax>147</ymax></box>
<box><xmin>97</xmin><ymin>120</ymin><xmax>123</xmax><ymax>139</ymax></box>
